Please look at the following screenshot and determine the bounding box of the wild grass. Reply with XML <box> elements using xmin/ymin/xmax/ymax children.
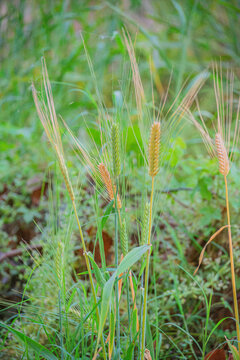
<box><xmin>1</xmin><ymin>2</ymin><xmax>240</xmax><ymax>360</ymax></box>
<box><xmin>187</xmin><ymin>63</ymin><xmax>240</xmax><ymax>358</ymax></box>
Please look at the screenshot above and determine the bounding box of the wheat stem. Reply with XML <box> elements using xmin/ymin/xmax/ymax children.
<box><xmin>224</xmin><ymin>175</ymin><xmax>240</xmax><ymax>355</ymax></box>
<box><xmin>72</xmin><ymin>201</ymin><xmax>107</xmax><ymax>359</ymax></box>
<box><xmin>141</xmin><ymin>177</ymin><xmax>154</xmax><ymax>359</ymax></box>
<box><xmin>114</xmin><ymin>182</ymin><xmax>120</xmax><ymax>359</ymax></box>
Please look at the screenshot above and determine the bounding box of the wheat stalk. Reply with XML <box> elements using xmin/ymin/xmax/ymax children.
<box><xmin>141</xmin><ymin>122</ymin><xmax>160</xmax><ymax>359</ymax></box>
<box><xmin>32</xmin><ymin>58</ymin><xmax>107</xmax><ymax>359</ymax></box>
<box><xmin>189</xmin><ymin>63</ymin><xmax>240</xmax><ymax>356</ymax></box>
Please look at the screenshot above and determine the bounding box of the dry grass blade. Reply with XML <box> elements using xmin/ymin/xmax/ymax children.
<box><xmin>194</xmin><ymin>225</ymin><xmax>229</xmax><ymax>275</ymax></box>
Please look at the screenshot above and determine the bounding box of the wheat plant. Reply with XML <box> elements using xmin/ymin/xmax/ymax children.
<box><xmin>187</xmin><ymin>63</ymin><xmax>240</xmax><ymax>357</ymax></box>
<box><xmin>32</xmin><ymin>57</ymin><xmax>107</xmax><ymax>359</ymax></box>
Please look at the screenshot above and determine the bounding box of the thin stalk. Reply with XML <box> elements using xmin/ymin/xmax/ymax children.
<box><xmin>72</xmin><ymin>201</ymin><xmax>107</xmax><ymax>360</ymax></box>
<box><xmin>126</xmin><ymin>275</ymin><xmax>132</xmax><ymax>345</ymax></box>
<box><xmin>141</xmin><ymin>177</ymin><xmax>154</xmax><ymax>359</ymax></box>
<box><xmin>224</xmin><ymin>175</ymin><xmax>240</xmax><ymax>355</ymax></box>
<box><xmin>114</xmin><ymin>184</ymin><xmax>120</xmax><ymax>358</ymax></box>
<box><xmin>139</xmin><ymin>273</ymin><xmax>144</xmax><ymax>359</ymax></box>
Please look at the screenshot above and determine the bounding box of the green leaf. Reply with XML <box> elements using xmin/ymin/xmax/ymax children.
<box><xmin>146</xmin><ymin>316</ymin><xmax>154</xmax><ymax>358</ymax></box>
<box><xmin>87</xmin><ymin>252</ymin><xmax>106</xmax><ymax>288</ymax></box>
<box><xmin>97</xmin><ymin>245</ymin><xmax>149</xmax><ymax>344</ymax></box>
<box><xmin>199</xmin><ymin>206</ymin><xmax>221</xmax><ymax>227</ymax></box>
<box><xmin>160</xmin><ymin>218</ymin><xmax>186</xmax><ymax>264</ymax></box>
<box><xmin>225</xmin><ymin>337</ymin><xmax>240</xmax><ymax>360</ymax></box>
<box><xmin>198</xmin><ymin>177</ymin><xmax>212</xmax><ymax>201</ymax></box>
<box><xmin>172</xmin><ymin>0</ymin><xmax>186</xmax><ymax>29</ymax></box>
<box><xmin>101</xmin><ymin>200</ymin><xmax>114</xmax><ymax>229</ymax></box>
<box><xmin>66</xmin><ymin>288</ymin><xmax>77</xmax><ymax>312</ymax></box>
<box><xmin>109</xmin><ymin>308</ymin><xmax>115</xmax><ymax>357</ymax></box>
<box><xmin>0</xmin><ymin>322</ymin><xmax>58</xmax><ymax>360</ymax></box>
<box><xmin>131</xmin><ymin>308</ymin><xmax>138</xmax><ymax>339</ymax></box>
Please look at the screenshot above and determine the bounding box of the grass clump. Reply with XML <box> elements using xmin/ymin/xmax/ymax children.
<box><xmin>1</xmin><ymin>4</ymin><xmax>240</xmax><ymax>358</ymax></box>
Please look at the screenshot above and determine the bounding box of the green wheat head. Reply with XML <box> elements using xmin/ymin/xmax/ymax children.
<box><xmin>141</xmin><ymin>202</ymin><xmax>150</xmax><ymax>246</ymax></box>
<box><xmin>120</xmin><ymin>219</ymin><xmax>128</xmax><ymax>257</ymax></box>
<box><xmin>111</xmin><ymin>123</ymin><xmax>121</xmax><ymax>178</ymax></box>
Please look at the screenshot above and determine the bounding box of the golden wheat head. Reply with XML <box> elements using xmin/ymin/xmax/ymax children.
<box><xmin>215</xmin><ymin>133</ymin><xmax>229</xmax><ymax>176</ymax></box>
<box><xmin>148</xmin><ymin>122</ymin><xmax>160</xmax><ymax>177</ymax></box>
<box><xmin>98</xmin><ymin>163</ymin><xmax>121</xmax><ymax>208</ymax></box>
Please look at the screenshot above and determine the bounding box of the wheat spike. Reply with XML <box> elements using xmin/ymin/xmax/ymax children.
<box><xmin>98</xmin><ymin>163</ymin><xmax>114</xmax><ymax>199</ymax></box>
<box><xmin>141</xmin><ymin>202</ymin><xmax>150</xmax><ymax>246</ymax></box>
<box><xmin>68</xmin><ymin>307</ymin><xmax>93</xmax><ymax>331</ymax></box>
<box><xmin>215</xmin><ymin>133</ymin><xmax>229</xmax><ymax>176</ymax></box>
<box><xmin>113</xmin><ymin>185</ymin><xmax>122</xmax><ymax>209</ymax></box>
<box><xmin>111</xmin><ymin>123</ymin><xmax>121</xmax><ymax>178</ymax></box>
<box><xmin>120</xmin><ymin>220</ymin><xmax>128</xmax><ymax>257</ymax></box>
<box><xmin>98</xmin><ymin>163</ymin><xmax>121</xmax><ymax>208</ymax></box>
<box><xmin>148</xmin><ymin>122</ymin><xmax>160</xmax><ymax>177</ymax></box>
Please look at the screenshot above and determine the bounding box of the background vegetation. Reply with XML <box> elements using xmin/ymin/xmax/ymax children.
<box><xmin>0</xmin><ymin>0</ymin><xmax>240</xmax><ymax>359</ymax></box>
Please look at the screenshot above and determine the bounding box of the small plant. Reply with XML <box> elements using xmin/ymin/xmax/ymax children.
<box><xmin>141</xmin><ymin>121</ymin><xmax>160</xmax><ymax>359</ymax></box>
<box><xmin>32</xmin><ymin>58</ymin><xmax>108</xmax><ymax>359</ymax></box>
<box><xmin>188</xmin><ymin>64</ymin><xmax>240</xmax><ymax>357</ymax></box>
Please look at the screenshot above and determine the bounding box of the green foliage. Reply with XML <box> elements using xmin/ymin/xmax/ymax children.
<box><xmin>0</xmin><ymin>322</ymin><xmax>58</xmax><ymax>360</ymax></box>
<box><xmin>1</xmin><ymin>1</ymin><xmax>240</xmax><ymax>359</ymax></box>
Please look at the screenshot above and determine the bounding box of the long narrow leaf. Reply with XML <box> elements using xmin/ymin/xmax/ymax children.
<box><xmin>0</xmin><ymin>322</ymin><xmax>58</xmax><ymax>360</ymax></box>
<box><xmin>97</xmin><ymin>245</ymin><xmax>149</xmax><ymax>343</ymax></box>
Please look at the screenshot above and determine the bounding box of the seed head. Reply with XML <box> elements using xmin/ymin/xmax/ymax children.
<box><xmin>148</xmin><ymin>122</ymin><xmax>160</xmax><ymax>177</ymax></box>
<box><xmin>98</xmin><ymin>163</ymin><xmax>121</xmax><ymax>208</ymax></box>
<box><xmin>215</xmin><ymin>133</ymin><xmax>229</xmax><ymax>176</ymax></box>
<box><xmin>111</xmin><ymin>123</ymin><xmax>121</xmax><ymax>178</ymax></box>
<box><xmin>141</xmin><ymin>202</ymin><xmax>150</xmax><ymax>246</ymax></box>
<box><xmin>120</xmin><ymin>219</ymin><xmax>128</xmax><ymax>257</ymax></box>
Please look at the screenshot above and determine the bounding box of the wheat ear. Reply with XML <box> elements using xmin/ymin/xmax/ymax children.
<box><xmin>98</xmin><ymin>163</ymin><xmax>121</xmax><ymax>208</ymax></box>
<box><xmin>148</xmin><ymin>122</ymin><xmax>160</xmax><ymax>177</ymax></box>
<box><xmin>141</xmin><ymin>202</ymin><xmax>150</xmax><ymax>246</ymax></box>
<box><xmin>120</xmin><ymin>219</ymin><xmax>128</xmax><ymax>257</ymax></box>
<box><xmin>215</xmin><ymin>133</ymin><xmax>229</xmax><ymax>176</ymax></box>
<box><xmin>141</xmin><ymin>122</ymin><xmax>160</xmax><ymax>359</ymax></box>
<box><xmin>111</xmin><ymin>123</ymin><xmax>121</xmax><ymax>178</ymax></box>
